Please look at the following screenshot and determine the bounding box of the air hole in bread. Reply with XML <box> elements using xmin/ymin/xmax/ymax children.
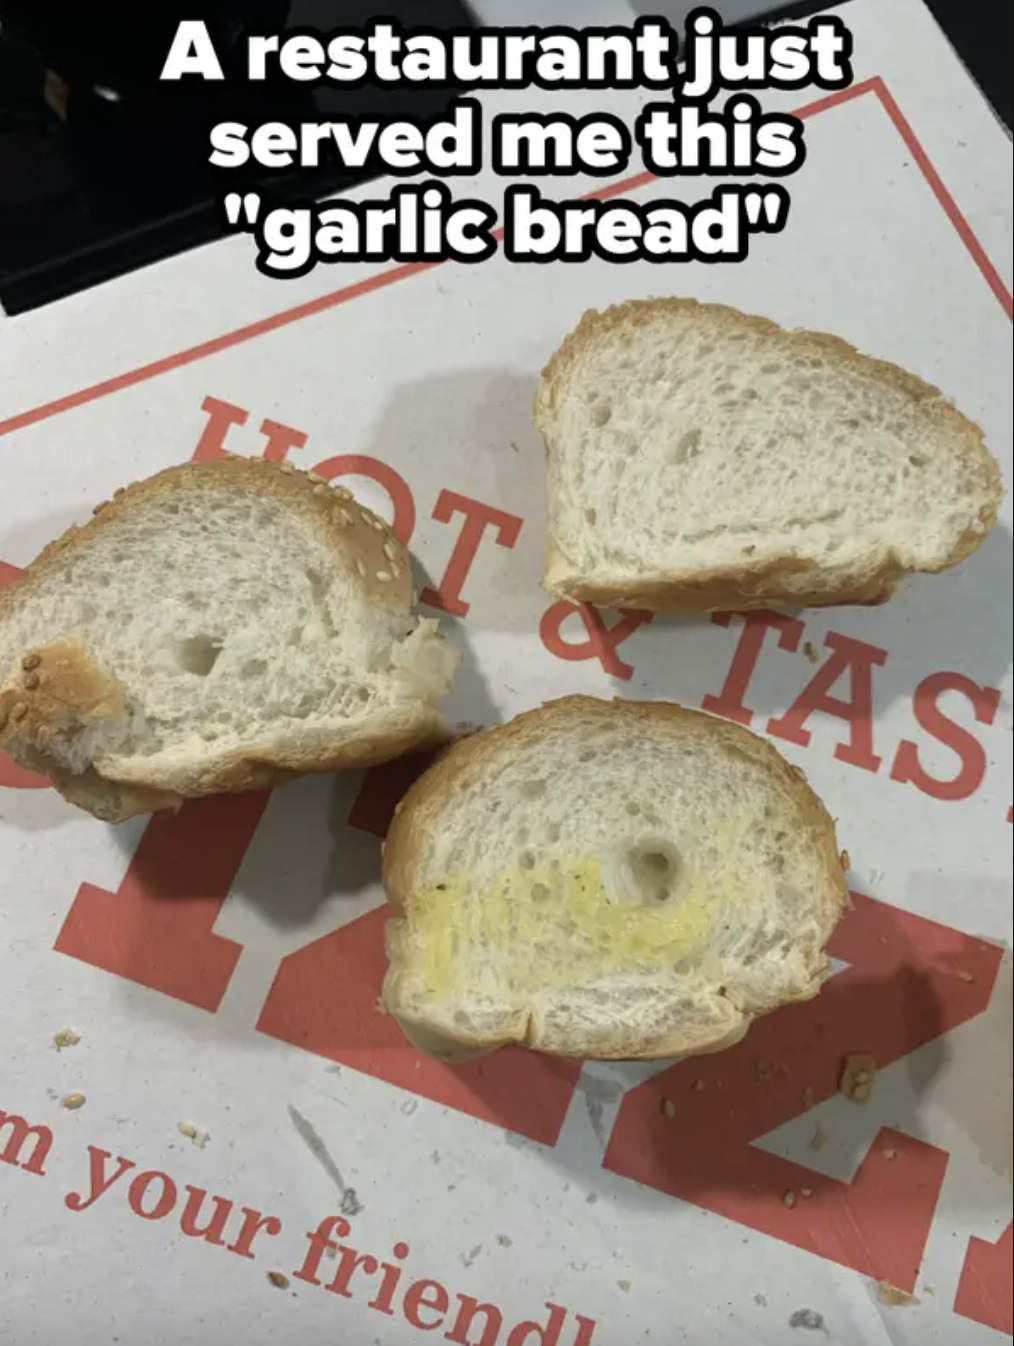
<box><xmin>547</xmin><ymin>823</ymin><xmax>561</xmax><ymax>841</ymax></box>
<box><xmin>305</xmin><ymin>569</ymin><xmax>337</xmax><ymax>638</ymax></box>
<box><xmin>531</xmin><ymin>882</ymin><xmax>551</xmax><ymax>904</ymax></box>
<box><xmin>908</xmin><ymin>453</ymin><xmax>927</xmax><ymax>468</ymax></box>
<box><xmin>629</xmin><ymin>841</ymin><xmax>682</xmax><ymax>905</ymax></box>
<box><xmin>519</xmin><ymin>851</ymin><xmax>536</xmax><ymax>870</ymax></box>
<box><xmin>674</xmin><ymin>429</ymin><xmax>702</xmax><ymax>464</ymax></box>
<box><xmin>625</xmin><ymin>801</ymin><xmax>640</xmax><ymax>816</ymax></box>
<box><xmin>521</xmin><ymin>779</ymin><xmax>546</xmax><ymax>799</ymax></box>
<box><xmin>241</xmin><ymin>659</ymin><xmax>267</xmax><ymax>680</ymax></box>
<box><xmin>584</xmin><ymin>508</ymin><xmax>597</xmax><ymax>524</ymax></box>
<box><xmin>176</xmin><ymin>635</ymin><xmax>223</xmax><ymax>677</ymax></box>
<box><xmin>578</xmin><ymin>749</ymin><xmax>597</xmax><ymax>763</ymax></box>
<box><xmin>591</xmin><ymin>403</ymin><xmax>612</xmax><ymax>428</ymax></box>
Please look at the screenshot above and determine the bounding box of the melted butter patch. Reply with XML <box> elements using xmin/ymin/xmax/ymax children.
<box><xmin>411</xmin><ymin>841</ymin><xmax>767</xmax><ymax>999</ymax></box>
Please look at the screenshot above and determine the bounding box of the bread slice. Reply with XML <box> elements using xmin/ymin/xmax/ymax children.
<box><xmin>0</xmin><ymin>457</ymin><xmax>459</xmax><ymax>821</ymax></box>
<box><xmin>536</xmin><ymin>298</ymin><xmax>1003</xmax><ymax>611</ymax></box>
<box><xmin>382</xmin><ymin>696</ymin><xmax>848</xmax><ymax>1062</ymax></box>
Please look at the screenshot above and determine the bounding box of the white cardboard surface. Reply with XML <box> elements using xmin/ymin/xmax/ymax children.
<box><xmin>1</xmin><ymin>2</ymin><xmax>1011</xmax><ymax>1343</ymax></box>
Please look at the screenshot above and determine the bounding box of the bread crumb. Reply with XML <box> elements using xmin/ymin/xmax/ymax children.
<box><xmin>804</xmin><ymin>643</ymin><xmax>820</xmax><ymax>664</ymax></box>
<box><xmin>660</xmin><ymin>1098</ymin><xmax>676</xmax><ymax>1118</ymax></box>
<box><xmin>496</xmin><ymin>1235</ymin><xmax>513</xmax><ymax>1248</ymax></box>
<box><xmin>800</xmin><ymin>1188</ymin><xmax>813</xmax><ymax>1198</ymax></box>
<box><xmin>62</xmin><ymin>1093</ymin><xmax>87</xmax><ymax>1110</ymax></box>
<box><xmin>809</xmin><ymin>1124</ymin><xmax>828</xmax><ymax>1151</ymax></box>
<box><xmin>178</xmin><ymin>1121</ymin><xmax>208</xmax><ymax>1148</ymax></box>
<box><xmin>267</xmin><ymin>1272</ymin><xmax>290</xmax><ymax>1290</ymax></box>
<box><xmin>617</xmin><ymin>1280</ymin><xmax>632</xmax><ymax>1293</ymax></box>
<box><xmin>956</xmin><ymin>970</ymin><xmax>975</xmax><ymax>983</ymax></box>
<box><xmin>877</xmin><ymin>1283</ymin><xmax>919</xmax><ymax>1307</ymax></box>
<box><xmin>693</xmin><ymin>1079</ymin><xmax>706</xmax><ymax>1093</ymax></box>
<box><xmin>783</xmin><ymin>1189</ymin><xmax>797</xmax><ymax>1208</ymax></box>
<box><xmin>839</xmin><ymin>1054</ymin><xmax>876</xmax><ymax>1104</ymax></box>
<box><xmin>840</xmin><ymin>849</ymin><xmax>851</xmax><ymax>871</ymax></box>
<box><xmin>754</xmin><ymin>1294</ymin><xmax>768</xmax><ymax>1307</ymax></box>
<box><xmin>802</xmin><ymin>1086</ymin><xmax>815</xmax><ymax>1110</ymax></box>
<box><xmin>883</xmin><ymin>1148</ymin><xmax>898</xmax><ymax>1162</ymax></box>
<box><xmin>510</xmin><ymin>441</ymin><xmax>519</xmax><ymax>453</ymax></box>
<box><xmin>53</xmin><ymin>1029</ymin><xmax>81</xmax><ymax>1051</ymax></box>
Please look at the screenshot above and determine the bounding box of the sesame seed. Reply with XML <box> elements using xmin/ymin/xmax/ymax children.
<box><xmin>22</xmin><ymin>654</ymin><xmax>42</xmax><ymax>672</ymax></box>
<box><xmin>11</xmin><ymin>703</ymin><xmax>27</xmax><ymax>722</ymax></box>
<box><xmin>62</xmin><ymin>1093</ymin><xmax>87</xmax><ymax>1111</ymax></box>
<box><xmin>307</xmin><ymin>472</ymin><xmax>325</xmax><ymax>484</ymax></box>
<box><xmin>338</xmin><ymin>510</ymin><xmax>353</xmax><ymax>528</ymax></box>
<box><xmin>23</xmin><ymin>673</ymin><xmax>41</xmax><ymax>691</ymax></box>
<box><xmin>783</xmin><ymin>1189</ymin><xmax>797</xmax><ymax>1208</ymax></box>
<box><xmin>267</xmin><ymin>1272</ymin><xmax>290</xmax><ymax>1290</ymax></box>
<box><xmin>313</xmin><ymin>484</ymin><xmax>329</xmax><ymax>497</ymax></box>
<box><xmin>356</xmin><ymin>560</ymin><xmax>367</xmax><ymax>579</ymax></box>
<box><xmin>279</xmin><ymin>462</ymin><xmax>296</xmax><ymax>474</ymax></box>
<box><xmin>660</xmin><ymin>1098</ymin><xmax>676</xmax><ymax>1119</ymax></box>
<box><xmin>383</xmin><ymin>542</ymin><xmax>397</xmax><ymax>560</ymax></box>
<box><xmin>376</xmin><ymin>570</ymin><xmax>392</xmax><ymax>583</ymax></box>
<box><xmin>840</xmin><ymin>849</ymin><xmax>851</xmax><ymax>870</ymax></box>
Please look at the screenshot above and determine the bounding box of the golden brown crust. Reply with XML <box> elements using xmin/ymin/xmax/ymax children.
<box><xmin>536</xmin><ymin>299</ymin><xmax>1003</xmax><ymax>612</ymax></box>
<box><xmin>382</xmin><ymin>695</ymin><xmax>849</xmax><ymax>1062</ymax></box>
<box><xmin>545</xmin><ymin>562</ymin><xmax>903</xmax><ymax>612</ymax></box>
<box><xmin>0</xmin><ymin>459</ymin><xmax>449</xmax><ymax>822</ymax></box>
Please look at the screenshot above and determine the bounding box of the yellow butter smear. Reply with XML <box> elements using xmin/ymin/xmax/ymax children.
<box><xmin>411</xmin><ymin>843</ymin><xmax>766</xmax><ymax>999</ymax></box>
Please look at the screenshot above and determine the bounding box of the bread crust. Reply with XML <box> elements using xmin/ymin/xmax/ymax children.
<box><xmin>382</xmin><ymin>695</ymin><xmax>849</xmax><ymax>1063</ymax></box>
<box><xmin>0</xmin><ymin>458</ymin><xmax>450</xmax><ymax>821</ymax></box>
<box><xmin>536</xmin><ymin>298</ymin><xmax>1003</xmax><ymax>612</ymax></box>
